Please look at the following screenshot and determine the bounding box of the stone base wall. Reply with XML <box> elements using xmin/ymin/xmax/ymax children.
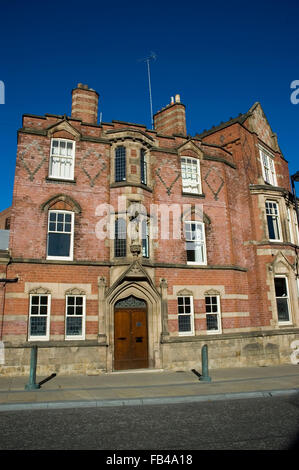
<box><xmin>162</xmin><ymin>330</ymin><xmax>299</xmax><ymax>370</ymax></box>
<box><xmin>0</xmin><ymin>345</ymin><xmax>107</xmax><ymax>377</ymax></box>
<box><xmin>0</xmin><ymin>330</ymin><xmax>298</xmax><ymax>377</ymax></box>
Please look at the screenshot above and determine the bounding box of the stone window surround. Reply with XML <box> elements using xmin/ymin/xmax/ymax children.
<box><xmin>110</xmin><ymin>211</ymin><xmax>152</xmax><ymax>263</ymax></box>
<box><xmin>180</xmin><ymin>155</ymin><xmax>202</xmax><ymax>195</ymax></box>
<box><xmin>259</xmin><ymin>193</ymin><xmax>289</xmax><ymax>244</ymax></box>
<box><xmin>258</xmin><ymin>144</ymin><xmax>277</xmax><ymax>186</ymax></box>
<box><xmin>267</xmin><ymin>251</ymin><xmax>299</xmax><ymax>328</ymax></box>
<box><xmin>28</xmin><ymin>287</ymin><xmax>51</xmax><ymax>341</ymax></box>
<box><xmin>109</xmin><ymin>140</ymin><xmax>152</xmax><ymax>189</ymax></box>
<box><xmin>26</xmin><ymin>285</ymin><xmax>92</xmax><ymax>343</ymax></box>
<box><xmin>49</xmin><ymin>137</ymin><xmax>76</xmax><ymax>181</ymax></box>
<box><xmin>65</xmin><ymin>288</ymin><xmax>86</xmax><ymax>341</ymax></box>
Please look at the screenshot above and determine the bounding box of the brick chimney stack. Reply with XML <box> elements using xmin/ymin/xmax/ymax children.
<box><xmin>71</xmin><ymin>83</ymin><xmax>99</xmax><ymax>124</ymax></box>
<box><xmin>153</xmin><ymin>94</ymin><xmax>186</xmax><ymax>136</ymax></box>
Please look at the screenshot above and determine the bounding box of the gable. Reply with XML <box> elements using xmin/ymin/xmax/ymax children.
<box><xmin>245</xmin><ymin>103</ymin><xmax>278</xmax><ymax>151</ymax></box>
<box><xmin>46</xmin><ymin>119</ymin><xmax>81</xmax><ymax>140</ymax></box>
<box><xmin>177</xmin><ymin>139</ymin><xmax>203</xmax><ymax>159</ymax></box>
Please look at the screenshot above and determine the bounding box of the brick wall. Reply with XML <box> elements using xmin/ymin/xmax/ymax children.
<box><xmin>2</xmin><ymin>86</ymin><xmax>298</xmax><ymax>373</ymax></box>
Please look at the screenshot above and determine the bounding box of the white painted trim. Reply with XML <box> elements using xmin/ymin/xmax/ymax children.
<box><xmin>65</xmin><ymin>294</ymin><xmax>86</xmax><ymax>340</ymax></box>
<box><xmin>259</xmin><ymin>145</ymin><xmax>277</xmax><ymax>186</ymax></box>
<box><xmin>274</xmin><ymin>275</ymin><xmax>292</xmax><ymax>325</ymax></box>
<box><xmin>46</xmin><ymin>210</ymin><xmax>74</xmax><ymax>261</ymax></box>
<box><xmin>185</xmin><ymin>220</ymin><xmax>207</xmax><ymax>265</ymax></box>
<box><xmin>49</xmin><ymin>138</ymin><xmax>76</xmax><ymax>180</ymax></box>
<box><xmin>205</xmin><ymin>294</ymin><xmax>222</xmax><ymax>334</ymax></box>
<box><xmin>265</xmin><ymin>200</ymin><xmax>283</xmax><ymax>242</ymax></box>
<box><xmin>177</xmin><ymin>295</ymin><xmax>195</xmax><ymax>336</ymax></box>
<box><xmin>181</xmin><ymin>156</ymin><xmax>202</xmax><ymax>195</ymax></box>
<box><xmin>28</xmin><ymin>294</ymin><xmax>51</xmax><ymax>341</ymax></box>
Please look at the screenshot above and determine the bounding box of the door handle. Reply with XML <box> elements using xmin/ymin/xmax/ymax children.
<box><xmin>117</xmin><ymin>337</ymin><xmax>126</xmax><ymax>340</ymax></box>
<box><xmin>136</xmin><ymin>337</ymin><xmax>143</xmax><ymax>343</ymax></box>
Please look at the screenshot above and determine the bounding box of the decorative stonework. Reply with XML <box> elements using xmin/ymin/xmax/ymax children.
<box><xmin>79</xmin><ymin>149</ymin><xmax>106</xmax><ymax>187</ymax></box>
<box><xmin>65</xmin><ymin>287</ymin><xmax>86</xmax><ymax>296</ymax></box>
<box><xmin>155</xmin><ymin>167</ymin><xmax>180</xmax><ymax>196</ymax></box>
<box><xmin>41</xmin><ymin>194</ymin><xmax>82</xmax><ymax>214</ymax></box>
<box><xmin>127</xmin><ymin>260</ymin><xmax>144</xmax><ymax>275</ymax></box>
<box><xmin>19</xmin><ymin>140</ymin><xmax>47</xmax><ymax>181</ymax></box>
<box><xmin>98</xmin><ymin>276</ymin><xmax>107</xmax><ymax>288</ymax></box>
<box><xmin>29</xmin><ymin>286</ymin><xmax>51</xmax><ymax>294</ymax></box>
<box><xmin>115</xmin><ymin>295</ymin><xmax>147</xmax><ymax>309</ymax></box>
<box><xmin>270</xmin><ymin>251</ymin><xmax>295</xmax><ymax>274</ymax></box>
<box><xmin>204</xmin><ymin>289</ymin><xmax>221</xmax><ymax>296</ymax></box>
<box><xmin>46</xmin><ymin>119</ymin><xmax>81</xmax><ymax>140</ymax></box>
<box><xmin>177</xmin><ymin>288</ymin><xmax>193</xmax><ymax>296</ymax></box>
<box><xmin>242</xmin><ymin>135</ymin><xmax>254</xmax><ymax>184</ymax></box>
<box><xmin>203</xmin><ymin>167</ymin><xmax>224</xmax><ymax>200</ymax></box>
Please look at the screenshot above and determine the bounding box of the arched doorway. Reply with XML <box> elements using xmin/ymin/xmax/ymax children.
<box><xmin>114</xmin><ymin>295</ymin><xmax>148</xmax><ymax>370</ymax></box>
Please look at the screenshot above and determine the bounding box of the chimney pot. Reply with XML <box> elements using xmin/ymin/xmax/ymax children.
<box><xmin>153</xmin><ymin>93</ymin><xmax>186</xmax><ymax>136</ymax></box>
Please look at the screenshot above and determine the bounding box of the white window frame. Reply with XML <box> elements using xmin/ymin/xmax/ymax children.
<box><xmin>65</xmin><ymin>295</ymin><xmax>86</xmax><ymax>340</ymax></box>
<box><xmin>28</xmin><ymin>294</ymin><xmax>51</xmax><ymax>341</ymax></box>
<box><xmin>181</xmin><ymin>157</ymin><xmax>202</xmax><ymax>194</ymax></box>
<box><xmin>47</xmin><ymin>210</ymin><xmax>74</xmax><ymax>261</ymax></box>
<box><xmin>177</xmin><ymin>295</ymin><xmax>194</xmax><ymax>336</ymax></box>
<box><xmin>265</xmin><ymin>200</ymin><xmax>282</xmax><ymax>242</ymax></box>
<box><xmin>49</xmin><ymin>138</ymin><xmax>75</xmax><ymax>180</ymax></box>
<box><xmin>287</xmin><ymin>207</ymin><xmax>294</xmax><ymax>244</ymax></box>
<box><xmin>274</xmin><ymin>275</ymin><xmax>292</xmax><ymax>325</ymax></box>
<box><xmin>205</xmin><ymin>295</ymin><xmax>222</xmax><ymax>334</ymax></box>
<box><xmin>140</xmin><ymin>149</ymin><xmax>147</xmax><ymax>186</ymax></box>
<box><xmin>141</xmin><ymin>218</ymin><xmax>149</xmax><ymax>258</ymax></box>
<box><xmin>259</xmin><ymin>146</ymin><xmax>276</xmax><ymax>186</ymax></box>
<box><xmin>185</xmin><ymin>221</ymin><xmax>207</xmax><ymax>265</ymax></box>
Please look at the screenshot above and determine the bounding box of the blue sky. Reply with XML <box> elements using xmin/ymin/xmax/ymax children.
<box><xmin>0</xmin><ymin>0</ymin><xmax>299</xmax><ymax>211</ymax></box>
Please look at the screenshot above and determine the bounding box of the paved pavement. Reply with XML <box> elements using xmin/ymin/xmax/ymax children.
<box><xmin>0</xmin><ymin>364</ymin><xmax>298</xmax><ymax>411</ymax></box>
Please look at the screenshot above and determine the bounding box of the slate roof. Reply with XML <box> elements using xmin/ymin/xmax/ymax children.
<box><xmin>195</xmin><ymin>110</ymin><xmax>252</xmax><ymax>139</ymax></box>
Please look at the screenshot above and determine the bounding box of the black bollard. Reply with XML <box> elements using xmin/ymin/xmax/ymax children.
<box><xmin>25</xmin><ymin>345</ymin><xmax>40</xmax><ymax>390</ymax></box>
<box><xmin>200</xmin><ymin>344</ymin><xmax>211</xmax><ymax>382</ymax></box>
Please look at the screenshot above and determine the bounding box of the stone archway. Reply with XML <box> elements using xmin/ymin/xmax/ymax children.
<box><xmin>105</xmin><ymin>276</ymin><xmax>162</xmax><ymax>372</ymax></box>
<box><xmin>114</xmin><ymin>295</ymin><xmax>148</xmax><ymax>370</ymax></box>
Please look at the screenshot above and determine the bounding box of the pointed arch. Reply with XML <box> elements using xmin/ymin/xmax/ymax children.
<box><xmin>104</xmin><ymin>266</ymin><xmax>162</xmax><ymax>371</ymax></box>
<box><xmin>40</xmin><ymin>193</ymin><xmax>82</xmax><ymax>214</ymax></box>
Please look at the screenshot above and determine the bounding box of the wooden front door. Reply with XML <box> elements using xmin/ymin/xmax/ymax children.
<box><xmin>114</xmin><ymin>308</ymin><xmax>148</xmax><ymax>370</ymax></box>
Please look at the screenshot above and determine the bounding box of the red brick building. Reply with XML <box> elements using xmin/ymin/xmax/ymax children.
<box><xmin>0</xmin><ymin>83</ymin><xmax>298</xmax><ymax>375</ymax></box>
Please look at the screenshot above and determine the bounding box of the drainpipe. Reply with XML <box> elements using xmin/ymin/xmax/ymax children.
<box><xmin>291</xmin><ymin>172</ymin><xmax>299</xmax><ymax>277</ymax></box>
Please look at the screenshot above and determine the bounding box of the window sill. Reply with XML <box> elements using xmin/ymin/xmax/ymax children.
<box><xmin>182</xmin><ymin>192</ymin><xmax>205</xmax><ymax>198</ymax></box>
<box><xmin>46</xmin><ymin>177</ymin><xmax>76</xmax><ymax>184</ymax></box>
<box><xmin>47</xmin><ymin>256</ymin><xmax>73</xmax><ymax>262</ymax></box>
<box><xmin>28</xmin><ymin>337</ymin><xmax>49</xmax><ymax>342</ymax></box>
<box><xmin>65</xmin><ymin>337</ymin><xmax>85</xmax><ymax>341</ymax></box>
<box><xmin>186</xmin><ymin>262</ymin><xmax>207</xmax><ymax>266</ymax></box>
<box><xmin>110</xmin><ymin>181</ymin><xmax>153</xmax><ymax>192</ymax></box>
